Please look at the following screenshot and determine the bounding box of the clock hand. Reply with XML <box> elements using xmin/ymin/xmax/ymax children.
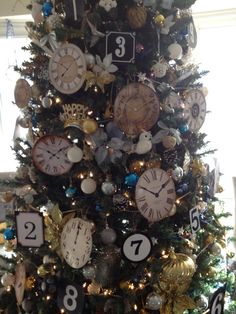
<box><xmin>140</xmin><ymin>186</ymin><xmax>157</xmax><ymax>196</ymax></box>
<box><xmin>155</xmin><ymin>178</ymin><xmax>171</xmax><ymax>197</ymax></box>
<box><xmin>61</xmin><ymin>62</ymin><xmax>74</xmax><ymax>78</ymax></box>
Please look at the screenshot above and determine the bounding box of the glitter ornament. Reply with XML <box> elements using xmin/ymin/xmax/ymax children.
<box><xmin>83</xmin><ymin>264</ymin><xmax>96</xmax><ymax>280</ymax></box>
<box><xmin>100</xmin><ymin>227</ymin><xmax>117</xmax><ymax>244</ymax></box>
<box><xmin>101</xmin><ymin>179</ymin><xmax>117</xmax><ymax>195</ymax></box>
<box><xmin>154</xmin><ymin>13</ymin><xmax>165</xmax><ymax>27</ymax></box>
<box><xmin>126</xmin><ymin>5</ymin><xmax>147</xmax><ymax>29</ymax></box>
<box><xmin>67</xmin><ymin>145</ymin><xmax>83</xmax><ymax>163</ymax></box>
<box><xmin>125</xmin><ymin>173</ymin><xmax>139</xmax><ymax>187</ymax></box>
<box><xmin>1</xmin><ymin>272</ymin><xmax>15</xmax><ymax>287</ymax></box>
<box><xmin>3</xmin><ymin>228</ymin><xmax>15</xmax><ymax>240</ymax></box>
<box><xmin>82</xmin><ymin>119</ymin><xmax>98</xmax><ymax>134</ymax></box>
<box><xmin>42</xmin><ymin>1</ymin><xmax>53</xmax><ymax>17</ymax></box>
<box><xmin>65</xmin><ymin>186</ymin><xmax>77</xmax><ymax>198</ymax></box>
<box><xmin>87</xmin><ymin>281</ymin><xmax>101</xmax><ymax>294</ymax></box>
<box><xmin>167</xmin><ymin>43</ymin><xmax>183</xmax><ymax>60</ymax></box>
<box><xmin>81</xmin><ymin>177</ymin><xmax>97</xmax><ymax>194</ymax></box>
<box><xmin>145</xmin><ymin>292</ymin><xmax>163</xmax><ymax>310</ymax></box>
<box><xmin>151</xmin><ymin>61</ymin><xmax>168</xmax><ymax>78</ymax></box>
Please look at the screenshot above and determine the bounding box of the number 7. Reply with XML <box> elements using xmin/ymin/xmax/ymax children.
<box><xmin>131</xmin><ymin>240</ymin><xmax>143</xmax><ymax>255</ymax></box>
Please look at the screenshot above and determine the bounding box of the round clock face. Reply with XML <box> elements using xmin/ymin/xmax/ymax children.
<box><xmin>60</xmin><ymin>218</ymin><xmax>92</xmax><ymax>269</ymax></box>
<box><xmin>184</xmin><ymin>89</ymin><xmax>206</xmax><ymax>132</ymax></box>
<box><xmin>14</xmin><ymin>79</ymin><xmax>32</xmax><ymax>108</ymax></box>
<box><xmin>49</xmin><ymin>43</ymin><xmax>86</xmax><ymax>94</ymax></box>
<box><xmin>32</xmin><ymin>135</ymin><xmax>73</xmax><ymax>176</ymax></box>
<box><xmin>135</xmin><ymin>168</ymin><xmax>176</xmax><ymax>222</ymax></box>
<box><xmin>114</xmin><ymin>83</ymin><xmax>160</xmax><ymax>136</ymax></box>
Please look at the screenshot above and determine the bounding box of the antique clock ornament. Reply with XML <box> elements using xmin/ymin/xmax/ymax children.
<box><xmin>183</xmin><ymin>89</ymin><xmax>206</xmax><ymax>132</ymax></box>
<box><xmin>135</xmin><ymin>168</ymin><xmax>176</xmax><ymax>222</ymax></box>
<box><xmin>48</xmin><ymin>43</ymin><xmax>86</xmax><ymax>94</ymax></box>
<box><xmin>60</xmin><ymin>218</ymin><xmax>92</xmax><ymax>269</ymax></box>
<box><xmin>32</xmin><ymin>135</ymin><xmax>73</xmax><ymax>176</ymax></box>
<box><xmin>114</xmin><ymin>83</ymin><xmax>160</xmax><ymax>136</ymax></box>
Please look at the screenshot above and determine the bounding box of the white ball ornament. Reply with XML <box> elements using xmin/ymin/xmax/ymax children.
<box><xmin>168</xmin><ymin>43</ymin><xmax>183</xmax><ymax>60</ymax></box>
<box><xmin>41</xmin><ymin>96</ymin><xmax>52</xmax><ymax>108</ymax></box>
<box><xmin>1</xmin><ymin>272</ymin><xmax>15</xmax><ymax>287</ymax></box>
<box><xmin>81</xmin><ymin>178</ymin><xmax>97</xmax><ymax>194</ymax></box>
<box><xmin>151</xmin><ymin>61</ymin><xmax>168</xmax><ymax>78</ymax></box>
<box><xmin>172</xmin><ymin>166</ymin><xmax>183</xmax><ymax>182</ymax></box>
<box><xmin>67</xmin><ymin>145</ymin><xmax>83</xmax><ymax>163</ymax></box>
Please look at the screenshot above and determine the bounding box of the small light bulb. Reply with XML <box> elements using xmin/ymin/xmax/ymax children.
<box><xmin>134</xmin><ymin>304</ymin><xmax>138</xmax><ymax>311</ymax></box>
<box><xmin>46</xmin><ymin>295</ymin><xmax>51</xmax><ymax>301</ymax></box>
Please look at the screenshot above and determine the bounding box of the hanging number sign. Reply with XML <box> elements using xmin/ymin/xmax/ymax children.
<box><xmin>209</xmin><ymin>285</ymin><xmax>226</xmax><ymax>314</ymax></box>
<box><xmin>57</xmin><ymin>279</ymin><xmax>84</xmax><ymax>314</ymax></box>
<box><xmin>106</xmin><ymin>31</ymin><xmax>135</xmax><ymax>63</ymax></box>
<box><xmin>189</xmin><ymin>207</ymin><xmax>201</xmax><ymax>234</ymax></box>
<box><xmin>16</xmin><ymin>211</ymin><xmax>44</xmax><ymax>247</ymax></box>
<box><xmin>122</xmin><ymin>233</ymin><xmax>152</xmax><ymax>262</ymax></box>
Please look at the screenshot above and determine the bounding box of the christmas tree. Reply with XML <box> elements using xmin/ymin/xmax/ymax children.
<box><xmin>0</xmin><ymin>0</ymin><xmax>236</xmax><ymax>313</ymax></box>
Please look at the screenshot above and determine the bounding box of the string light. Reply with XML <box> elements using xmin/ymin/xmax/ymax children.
<box><xmin>133</xmin><ymin>304</ymin><xmax>138</xmax><ymax>311</ymax></box>
<box><xmin>60</xmin><ymin>309</ymin><xmax>65</xmax><ymax>313</ymax></box>
<box><xmin>46</xmin><ymin>295</ymin><xmax>51</xmax><ymax>301</ymax></box>
<box><xmin>128</xmin><ymin>282</ymin><xmax>135</xmax><ymax>290</ymax></box>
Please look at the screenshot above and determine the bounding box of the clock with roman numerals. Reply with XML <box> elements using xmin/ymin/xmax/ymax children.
<box><xmin>135</xmin><ymin>168</ymin><xmax>176</xmax><ymax>222</ymax></box>
<box><xmin>60</xmin><ymin>218</ymin><xmax>92</xmax><ymax>269</ymax></box>
<box><xmin>32</xmin><ymin>135</ymin><xmax>73</xmax><ymax>176</ymax></box>
<box><xmin>48</xmin><ymin>43</ymin><xmax>86</xmax><ymax>94</ymax></box>
<box><xmin>183</xmin><ymin>89</ymin><xmax>206</xmax><ymax>132</ymax></box>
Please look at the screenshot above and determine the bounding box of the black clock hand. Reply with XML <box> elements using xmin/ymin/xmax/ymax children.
<box><xmin>61</xmin><ymin>62</ymin><xmax>74</xmax><ymax>78</ymax></box>
<box><xmin>155</xmin><ymin>178</ymin><xmax>171</xmax><ymax>197</ymax></box>
<box><xmin>74</xmin><ymin>224</ymin><xmax>81</xmax><ymax>244</ymax></box>
<box><xmin>140</xmin><ymin>186</ymin><xmax>157</xmax><ymax>196</ymax></box>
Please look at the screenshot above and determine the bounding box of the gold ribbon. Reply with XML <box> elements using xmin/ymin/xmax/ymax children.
<box><xmin>82</xmin><ymin>70</ymin><xmax>116</xmax><ymax>93</ymax></box>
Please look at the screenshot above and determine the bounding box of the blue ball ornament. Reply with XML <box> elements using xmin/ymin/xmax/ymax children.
<box><xmin>95</xmin><ymin>204</ymin><xmax>103</xmax><ymax>212</ymax></box>
<box><xmin>42</xmin><ymin>1</ymin><xmax>53</xmax><ymax>17</ymax></box>
<box><xmin>177</xmin><ymin>183</ymin><xmax>188</xmax><ymax>194</ymax></box>
<box><xmin>125</xmin><ymin>173</ymin><xmax>139</xmax><ymax>187</ymax></box>
<box><xmin>179</xmin><ymin>123</ymin><xmax>189</xmax><ymax>134</ymax></box>
<box><xmin>65</xmin><ymin>186</ymin><xmax>77</xmax><ymax>198</ymax></box>
<box><xmin>4</xmin><ymin>228</ymin><xmax>16</xmax><ymax>240</ymax></box>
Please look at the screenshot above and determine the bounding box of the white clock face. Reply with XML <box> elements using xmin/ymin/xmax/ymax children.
<box><xmin>135</xmin><ymin>168</ymin><xmax>176</xmax><ymax>222</ymax></box>
<box><xmin>122</xmin><ymin>233</ymin><xmax>152</xmax><ymax>262</ymax></box>
<box><xmin>32</xmin><ymin>135</ymin><xmax>73</xmax><ymax>176</ymax></box>
<box><xmin>60</xmin><ymin>218</ymin><xmax>92</xmax><ymax>269</ymax></box>
<box><xmin>49</xmin><ymin>43</ymin><xmax>86</xmax><ymax>94</ymax></box>
<box><xmin>184</xmin><ymin>89</ymin><xmax>206</xmax><ymax>132</ymax></box>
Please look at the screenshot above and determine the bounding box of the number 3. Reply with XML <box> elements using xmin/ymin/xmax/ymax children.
<box><xmin>63</xmin><ymin>285</ymin><xmax>78</xmax><ymax>312</ymax></box>
<box><xmin>115</xmin><ymin>36</ymin><xmax>126</xmax><ymax>58</ymax></box>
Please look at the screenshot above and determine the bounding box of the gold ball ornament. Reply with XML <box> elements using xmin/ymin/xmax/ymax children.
<box><xmin>128</xmin><ymin>159</ymin><xmax>146</xmax><ymax>175</ymax></box>
<box><xmin>87</xmin><ymin>281</ymin><xmax>101</xmax><ymax>295</ymax></box>
<box><xmin>205</xmin><ymin>266</ymin><xmax>217</xmax><ymax>278</ymax></box>
<box><xmin>158</xmin><ymin>250</ymin><xmax>196</xmax><ymax>295</ymax></box>
<box><xmin>82</xmin><ymin>118</ymin><xmax>98</xmax><ymax>134</ymax></box>
<box><xmin>126</xmin><ymin>5</ymin><xmax>147</xmax><ymax>29</ymax></box>
<box><xmin>154</xmin><ymin>13</ymin><xmax>165</xmax><ymax>27</ymax></box>
<box><xmin>37</xmin><ymin>264</ymin><xmax>53</xmax><ymax>278</ymax></box>
<box><xmin>25</xmin><ymin>276</ymin><xmax>36</xmax><ymax>290</ymax></box>
<box><xmin>1</xmin><ymin>191</ymin><xmax>14</xmax><ymax>203</ymax></box>
<box><xmin>162</xmin><ymin>135</ymin><xmax>177</xmax><ymax>150</ymax></box>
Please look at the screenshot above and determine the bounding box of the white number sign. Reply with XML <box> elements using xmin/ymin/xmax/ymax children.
<box><xmin>122</xmin><ymin>233</ymin><xmax>152</xmax><ymax>262</ymax></box>
<box><xmin>16</xmin><ymin>212</ymin><xmax>44</xmax><ymax>247</ymax></box>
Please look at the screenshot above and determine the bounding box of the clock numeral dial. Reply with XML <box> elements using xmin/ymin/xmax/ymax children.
<box><xmin>184</xmin><ymin>89</ymin><xmax>206</xmax><ymax>132</ymax></box>
<box><xmin>135</xmin><ymin>168</ymin><xmax>176</xmax><ymax>222</ymax></box>
<box><xmin>32</xmin><ymin>135</ymin><xmax>73</xmax><ymax>176</ymax></box>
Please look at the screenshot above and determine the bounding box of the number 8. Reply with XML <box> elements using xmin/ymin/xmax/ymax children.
<box><xmin>63</xmin><ymin>285</ymin><xmax>78</xmax><ymax>311</ymax></box>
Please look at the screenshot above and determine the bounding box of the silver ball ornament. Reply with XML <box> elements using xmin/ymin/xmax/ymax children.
<box><xmin>41</xmin><ymin>96</ymin><xmax>52</xmax><ymax>108</ymax></box>
<box><xmin>145</xmin><ymin>292</ymin><xmax>163</xmax><ymax>310</ymax></box>
<box><xmin>172</xmin><ymin>166</ymin><xmax>184</xmax><ymax>182</ymax></box>
<box><xmin>101</xmin><ymin>180</ymin><xmax>117</xmax><ymax>195</ymax></box>
<box><xmin>1</xmin><ymin>272</ymin><xmax>15</xmax><ymax>287</ymax></box>
<box><xmin>168</xmin><ymin>43</ymin><xmax>183</xmax><ymax>60</ymax></box>
<box><xmin>67</xmin><ymin>145</ymin><xmax>83</xmax><ymax>163</ymax></box>
<box><xmin>100</xmin><ymin>228</ymin><xmax>117</xmax><ymax>245</ymax></box>
<box><xmin>84</xmin><ymin>52</ymin><xmax>95</xmax><ymax>69</ymax></box>
<box><xmin>210</xmin><ymin>242</ymin><xmax>222</xmax><ymax>256</ymax></box>
<box><xmin>81</xmin><ymin>178</ymin><xmax>97</xmax><ymax>194</ymax></box>
<box><xmin>195</xmin><ymin>295</ymin><xmax>208</xmax><ymax>311</ymax></box>
<box><xmin>82</xmin><ymin>264</ymin><xmax>96</xmax><ymax>280</ymax></box>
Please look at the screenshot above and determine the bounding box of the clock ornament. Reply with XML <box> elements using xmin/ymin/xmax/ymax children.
<box><xmin>32</xmin><ymin>135</ymin><xmax>73</xmax><ymax>176</ymax></box>
<box><xmin>135</xmin><ymin>168</ymin><xmax>176</xmax><ymax>222</ymax></box>
<box><xmin>60</xmin><ymin>218</ymin><xmax>92</xmax><ymax>269</ymax></box>
<box><xmin>183</xmin><ymin>89</ymin><xmax>206</xmax><ymax>132</ymax></box>
<box><xmin>48</xmin><ymin>43</ymin><xmax>86</xmax><ymax>94</ymax></box>
<box><xmin>114</xmin><ymin>83</ymin><xmax>160</xmax><ymax>136</ymax></box>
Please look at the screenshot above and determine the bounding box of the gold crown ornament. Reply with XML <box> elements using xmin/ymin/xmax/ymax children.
<box><xmin>60</xmin><ymin>103</ymin><xmax>98</xmax><ymax>135</ymax></box>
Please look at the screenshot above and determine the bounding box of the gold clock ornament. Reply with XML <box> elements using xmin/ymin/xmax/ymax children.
<box><xmin>114</xmin><ymin>83</ymin><xmax>160</xmax><ymax>136</ymax></box>
<box><xmin>183</xmin><ymin>89</ymin><xmax>206</xmax><ymax>132</ymax></box>
<box><xmin>48</xmin><ymin>43</ymin><xmax>86</xmax><ymax>94</ymax></box>
<box><xmin>135</xmin><ymin>168</ymin><xmax>176</xmax><ymax>222</ymax></box>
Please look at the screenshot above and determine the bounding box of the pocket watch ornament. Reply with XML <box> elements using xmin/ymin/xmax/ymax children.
<box><xmin>14</xmin><ymin>79</ymin><xmax>32</xmax><ymax>108</ymax></box>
